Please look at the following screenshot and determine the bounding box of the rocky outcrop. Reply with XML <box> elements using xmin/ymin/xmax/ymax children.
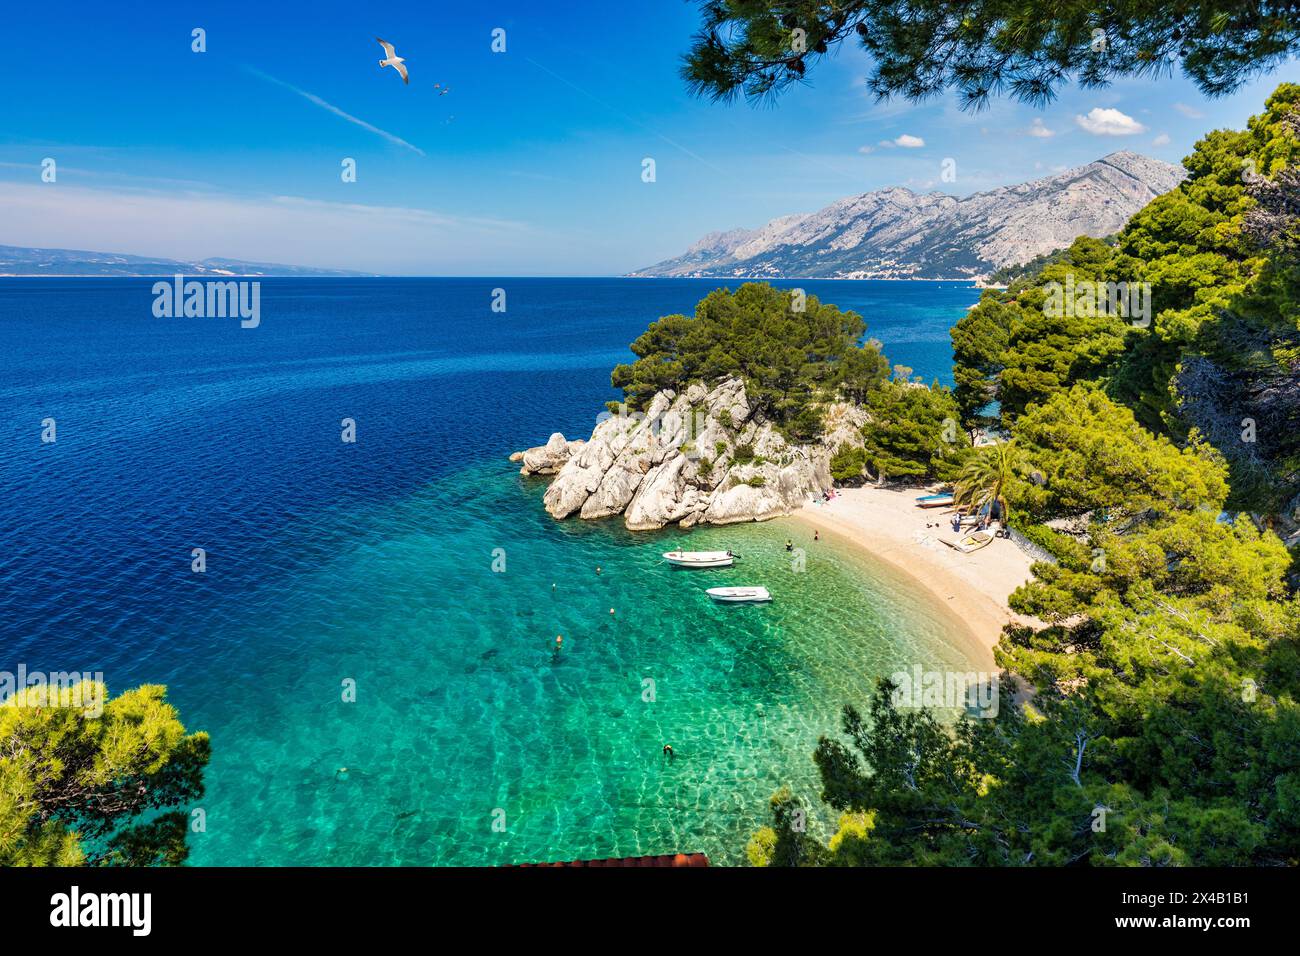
<box><xmin>512</xmin><ymin>432</ymin><xmax>586</xmax><ymax>476</ymax></box>
<box><xmin>512</xmin><ymin>377</ymin><xmax>868</xmax><ymax>531</ymax></box>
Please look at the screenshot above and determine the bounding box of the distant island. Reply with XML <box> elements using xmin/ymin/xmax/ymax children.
<box><xmin>0</xmin><ymin>244</ymin><xmax>375</xmax><ymax>278</ymax></box>
<box><xmin>631</xmin><ymin>151</ymin><xmax>1183</xmax><ymax>281</ymax></box>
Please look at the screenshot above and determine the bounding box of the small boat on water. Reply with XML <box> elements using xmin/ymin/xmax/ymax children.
<box><xmin>706</xmin><ymin>586</ymin><xmax>771</xmax><ymax>603</ymax></box>
<box><xmin>915</xmin><ymin>492</ymin><xmax>955</xmax><ymax>508</ymax></box>
<box><xmin>663</xmin><ymin>550</ymin><xmax>735</xmax><ymax>568</ymax></box>
<box><xmin>955</xmin><ymin>530</ymin><xmax>995</xmax><ymax>553</ymax></box>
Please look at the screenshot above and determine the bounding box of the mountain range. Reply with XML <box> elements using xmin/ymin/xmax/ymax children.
<box><xmin>631</xmin><ymin>151</ymin><xmax>1185</xmax><ymax>280</ymax></box>
<box><xmin>0</xmin><ymin>244</ymin><xmax>371</xmax><ymax>277</ymax></box>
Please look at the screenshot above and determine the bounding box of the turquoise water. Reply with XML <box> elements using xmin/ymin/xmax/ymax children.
<box><xmin>184</xmin><ymin>464</ymin><xmax>981</xmax><ymax>865</ymax></box>
<box><xmin>0</xmin><ymin>277</ymin><xmax>984</xmax><ymax>865</ymax></box>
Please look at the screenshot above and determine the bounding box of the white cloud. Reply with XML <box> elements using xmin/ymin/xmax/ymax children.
<box><xmin>893</xmin><ymin>134</ymin><xmax>925</xmax><ymax>148</ymax></box>
<box><xmin>1173</xmin><ymin>102</ymin><xmax>1204</xmax><ymax>119</ymax></box>
<box><xmin>1027</xmin><ymin>118</ymin><xmax>1054</xmax><ymax>138</ymax></box>
<box><xmin>858</xmin><ymin>145</ymin><xmax>875</xmax><ymax>154</ymax></box>
<box><xmin>1075</xmin><ymin>108</ymin><xmax>1147</xmax><ymax>136</ymax></box>
<box><xmin>1152</xmin><ymin>133</ymin><xmax>1171</xmax><ymax>147</ymax></box>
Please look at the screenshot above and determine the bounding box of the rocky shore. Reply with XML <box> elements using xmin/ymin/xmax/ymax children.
<box><xmin>510</xmin><ymin>376</ymin><xmax>868</xmax><ymax>531</ymax></box>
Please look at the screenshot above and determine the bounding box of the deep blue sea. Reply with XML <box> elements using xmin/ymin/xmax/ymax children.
<box><xmin>0</xmin><ymin>277</ymin><xmax>983</xmax><ymax>865</ymax></box>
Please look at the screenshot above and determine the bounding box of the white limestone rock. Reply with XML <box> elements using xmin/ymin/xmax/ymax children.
<box><xmin>516</xmin><ymin>432</ymin><xmax>586</xmax><ymax>476</ymax></box>
<box><xmin>530</xmin><ymin>376</ymin><xmax>867</xmax><ymax>530</ymax></box>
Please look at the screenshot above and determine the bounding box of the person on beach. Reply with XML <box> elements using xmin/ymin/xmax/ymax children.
<box><xmin>814</xmin><ymin>530</ymin><xmax>819</xmax><ymax>542</ymax></box>
<box><xmin>951</xmin><ymin>514</ymin><xmax>961</xmax><ymax>533</ymax></box>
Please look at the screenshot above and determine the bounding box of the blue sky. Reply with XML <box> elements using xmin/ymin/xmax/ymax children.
<box><xmin>1</xmin><ymin>0</ymin><xmax>1298</xmax><ymax>275</ymax></box>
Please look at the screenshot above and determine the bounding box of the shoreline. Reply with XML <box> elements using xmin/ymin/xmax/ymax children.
<box><xmin>790</xmin><ymin>486</ymin><xmax>1039</xmax><ymax>666</ymax></box>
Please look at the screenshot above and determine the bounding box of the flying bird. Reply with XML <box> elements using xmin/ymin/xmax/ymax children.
<box><xmin>376</xmin><ymin>38</ymin><xmax>408</xmax><ymax>84</ymax></box>
<box><xmin>435</xmin><ymin>83</ymin><xmax>451</xmax><ymax>96</ymax></box>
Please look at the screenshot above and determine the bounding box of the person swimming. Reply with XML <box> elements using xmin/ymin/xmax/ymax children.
<box><xmin>662</xmin><ymin>744</ymin><xmax>674</xmax><ymax>761</ymax></box>
<box><xmin>785</xmin><ymin>539</ymin><xmax>793</xmax><ymax>552</ymax></box>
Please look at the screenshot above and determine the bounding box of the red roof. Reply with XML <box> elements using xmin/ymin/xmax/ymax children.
<box><xmin>513</xmin><ymin>853</ymin><xmax>709</xmax><ymax>868</ymax></box>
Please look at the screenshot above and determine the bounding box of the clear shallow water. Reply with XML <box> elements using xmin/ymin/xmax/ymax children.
<box><xmin>0</xmin><ymin>277</ymin><xmax>982</xmax><ymax>865</ymax></box>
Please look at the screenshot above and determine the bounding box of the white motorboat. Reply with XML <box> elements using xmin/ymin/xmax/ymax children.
<box><xmin>663</xmin><ymin>550</ymin><xmax>735</xmax><ymax>568</ymax></box>
<box><xmin>706</xmin><ymin>586</ymin><xmax>771</xmax><ymax>603</ymax></box>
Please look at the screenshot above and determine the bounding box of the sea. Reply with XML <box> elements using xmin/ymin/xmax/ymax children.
<box><xmin>0</xmin><ymin>276</ymin><xmax>984</xmax><ymax>865</ymax></box>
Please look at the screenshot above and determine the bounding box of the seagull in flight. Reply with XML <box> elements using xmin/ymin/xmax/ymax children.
<box><xmin>435</xmin><ymin>83</ymin><xmax>451</xmax><ymax>96</ymax></box>
<box><xmin>376</xmin><ymin>38</ymin><xmax>408</xmax><ymax>84</ymax></box>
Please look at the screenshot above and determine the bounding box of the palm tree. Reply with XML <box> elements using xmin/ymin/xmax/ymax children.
<box><xmin>953</xmin><ymin>441</ymin><xmax>1020</xmax><ymax>528</ymax></box>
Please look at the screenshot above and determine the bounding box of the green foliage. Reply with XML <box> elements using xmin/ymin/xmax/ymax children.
<box><xmin>859</xmin><ymin>378</ymin><xmax>966</xmax><ymax>482</ymax></box>
<box><xmin>834</xmin><ymin>340</ymin><xmax>891</xmax><ymax>404</ymax></box>
<box><xmin>1102</xmin><ymin>90</ymin><xmax>1300</xmax><ymax>433</ymax></box>
<box><xmin>829</xmin><ymin>444</ymin><xmax>869</xmax><ymax>484</ymax></box>
<box><xmin>988</xmin><ymin>238</ymin><xmax>1116</xmax><ymax>286</ymax></box>
<box><xmin>610</xmin><ymin>282</ymin><xmax>878</xmax><ymax>442</ymax></box>
<box><xmin>952</xmin><ymin>236</ymin><xmax>1139</xmax><ymax>426</ymax></box>
<box><xmin>1004</xmin><ymin>238</ymin><xmax>1135</xmax><ymax>422</ymax></box>
<box><xmin>745</xmin><ymin>787</ymin><xmax>822</xmax><ymax>867</ymax></box>
<box><xmin>1010</xmin><ymin>384</ymin><xmax>1229</xmax><ymax>521</ymax></box>
<box><xmin>950</xmin><ymin>293</ymin><xmax>1016</xmax><ymax>426</ymax></box>
<box><xmin>948</xmin><ymin>88</ymin><xmax>1300</xmax><ymax>512</ymax></box>
<box><xmin>681</xmin><ymin>2</ymin><xmax>1300</xmax><ymax>110</ymax></box>
<box><xmin>0</xmin><ymin>682</ymin><xmax>209</xmax><ymax>866</ymax></box>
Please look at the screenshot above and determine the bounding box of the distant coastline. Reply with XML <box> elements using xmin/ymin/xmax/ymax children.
<box><xmin>0</xmin><ymin>243</ymin><xmax>375</xmax><ymax>278</ymax></box>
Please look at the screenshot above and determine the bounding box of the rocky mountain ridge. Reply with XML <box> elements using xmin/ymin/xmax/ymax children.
<box><xmin>632</xmin><ymin>151</ymin><xmax>1184</xmax><ymax>280</ymax></box>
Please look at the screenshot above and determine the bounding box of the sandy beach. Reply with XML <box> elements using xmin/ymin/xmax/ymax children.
<box><xmin>791</xmin><ymin>486</ymin><xmax>1039</xmax><ymax>665</ymax></box>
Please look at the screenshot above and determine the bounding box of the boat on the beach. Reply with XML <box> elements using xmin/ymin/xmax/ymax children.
<box><xmin>954</xmin><ymin>530</ymin><xmax>995</xmax><ymax>553</ymax></box>
<box><xmin>706</xmin><ymin>586</ymin><xmax>771</xmax><ymax>603</ymax></box>
<box><xmin>663</xmin><ymin>550</ymin><xmax>735</xmax><ymax>568</ymax></box>
<box><xmin>915</xmin><ymin>492</ymin><xmax>954</xmax><ymax>508</ymax></box>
